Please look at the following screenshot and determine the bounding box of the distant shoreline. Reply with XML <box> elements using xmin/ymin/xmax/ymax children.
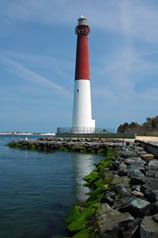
<box><xmin>0</xmin><ymin>132</ymin><xmax>56</xmax><ymax>136</ymax></box>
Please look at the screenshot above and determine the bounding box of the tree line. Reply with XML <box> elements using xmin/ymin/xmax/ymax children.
<box><xmin>117</xmin><ymin>116</ymin><xmax>158</xmax><ymax>134</ymax></box>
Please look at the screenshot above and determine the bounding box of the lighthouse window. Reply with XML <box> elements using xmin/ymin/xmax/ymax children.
<box><xmin>77</xmin><ymin>89</ymin><xmax>79</xmax><ymax>92</ymax></box>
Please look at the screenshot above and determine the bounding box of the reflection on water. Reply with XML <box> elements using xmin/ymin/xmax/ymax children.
<box><xmin>24</xmin><ymin>150</ymin><xmax>28</xmax><ymax>159</ymax></box>
<box><xmin>72</xmin><ymin>153</ymin><xmax>100</xmax><ymax>202</ymax></box>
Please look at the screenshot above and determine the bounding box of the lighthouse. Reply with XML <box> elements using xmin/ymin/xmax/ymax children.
<box><xmin>72</xmin><ymin>15</ymin><xmax>95</xmax><ymax>133</ymax></box>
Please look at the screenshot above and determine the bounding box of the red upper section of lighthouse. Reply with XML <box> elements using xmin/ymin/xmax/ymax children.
<box><xmin>75</xmin><ymin>24</ymin><xmax>90</xmax><ymax>80</ymax></box>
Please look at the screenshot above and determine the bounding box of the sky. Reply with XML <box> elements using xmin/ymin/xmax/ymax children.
<box><xmin>1</xmin><ymin>0</ymin><xmax>158</xmax><ymax>132</ymax></box>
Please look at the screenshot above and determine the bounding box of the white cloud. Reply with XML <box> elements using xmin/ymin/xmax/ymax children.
<box><xmin>0</xmin><ymin>55</ymin><xmax>72</xmax><ymax>97</ymax></box>
<box><xmin>1</xmin><ymin>0</ymin><xmax>158</xmax><ymax>43</ymax></box>
<box><xmin>92</xmin><ymin>42</ymin><xmax>158</xmax><ymax>105</ymax></box>
<box><xmin>2</xmin><ymin>50</ymin><xmax>74</xmax><ymax>85</ymax></box>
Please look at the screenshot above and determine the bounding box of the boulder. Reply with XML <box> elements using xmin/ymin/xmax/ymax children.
<box><xmin>98</xmin><ymin>207</ymin><xmax>134</xmax><ymax>238</ymax></box>
<box><xmin>148</xmin><ymin>160</ymin><xmax>158</xmax><ymax>170</ymax></box>
<box><xmin>119</xmin><ymin>198</ymin><xmax>150</xmax><ymax>217</ymax></box>
<box><xmin>151</xmin><ymin>202</ymin><xmax>158</xmax><ymax>215</ymax></box>
<box><xmin>118</xmin><ymin>151</ymin><xmax>137</xmax><ymax>158</ymax></box>
<box><xmin>130</xmin><ymin>176</ymin><xmax>146</xmax><ymax>185</ymax></box>
<box><xmin>153</xmin><ymin>214</ymin><xmax>158</xmax><ymax>223</ymax></box>
<box><xmin>144</xmin><ymin>190</ymin><xmax>158</xmax><ymax>203</ymax></box>
<box><xmin>124</xmin><ymin>157</ymin><xmax>146</xmax><ymax>166</ymax></box>
<box><xmin>97</xmin><ymin>203</ymin><xmax>111</xmax><ymax>215</ymax></box>
<box><xmin>119</xmin><ymin>162</ymin><xmax>127</xmax><ymax>169</ymax></box>
<box><xmin>112</xmin><ymin>160</ymin><xmax>121</xmax><ymax>170</ymax></box>
<box><xmin>120</xmin><ymin>217</ymin><xmax>141</xmax><ymax>238</ymax></box>
<box><xmin>100</xmin><ymin>191</ymin><xmax>115</xmax><ymax>206</ymax></box>
<box><xmin>140</xmin><ymin>215</ymin><xmax>158</xmax><ymax>238</ymax></box>
<box><xmin>113</xmin><ymin>197</ymin><xmax>133</xmax><ymax>210</ymax></box>
<box><xmin>141</xmin><ymin>177</ymin><xmax>158</xmax><ymax>192</ymax></box>
<box><xmin>115</xmin><ymin>184</ymin><xmax>131</xmax><ymax>197</ymax></box>
<box><xmin>120</xmin><ymin>167</ymin><xmax>145</xmax><ymax>177</ymax></box>
<box><xmin>128</xmin><ymin>164</ymin><xmax>145</xmax><ymax>174</ymax></box>
<box><xmin>127</xmin><ymin>168</ymin><xmax>145</xmax><ymax>178</ymax></box>
<box><xmin>146</xmin><ymin>170</ymin><xmax>158</xmax><ymax>178</ymax></box>
<box><xmin>111</xmin><ymin>175</ymin><xmax>130</xmax><ymax>186</ymax></box>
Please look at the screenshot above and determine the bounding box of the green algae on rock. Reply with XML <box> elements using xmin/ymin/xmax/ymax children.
<box><xmin>64</xmin><ymin>148</ymin><xmax>115</xmax><ymax>238</ymax></box>
<box><xmin>64</xmin><ymin>202</ymin><xmax>101</xmax><ymax>237</ymax></box>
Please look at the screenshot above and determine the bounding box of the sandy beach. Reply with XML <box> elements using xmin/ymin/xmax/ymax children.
<box><xmin>136</xmin><ymin>136</ymin><xmax>158</xmax><ymax>142</ymax></box>
<box><xmin>0</xmin><ymin>132</ymin><xmax>56</xmax><ymax>136</ymax></box>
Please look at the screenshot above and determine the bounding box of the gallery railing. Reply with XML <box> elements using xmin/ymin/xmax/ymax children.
<box><xmin>56</xmin><ymin>128</ymin><xmax>135</xmax><ymax>138</ymax></box>
<box><xmin>56</xmin><ymin>127</ymin><xmax>115</xmax><ymax>134</ymax></box>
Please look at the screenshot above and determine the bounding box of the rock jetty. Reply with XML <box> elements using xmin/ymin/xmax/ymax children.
<box><xmin>7</xmin><ymin>138</ymin><xmax>158</xmax><ymax>238</ymax></box>
<box><xmin>63</xmin><ymin>141</ymin><xmax>158</xmax><ymax>238</ymax></box>
<box><xmin>7</xmin><ymin>137</ymin><xmax>123</xmax><ymax>153</ymax></box>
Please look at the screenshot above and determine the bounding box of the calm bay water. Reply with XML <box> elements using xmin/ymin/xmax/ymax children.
<box><xmin>0</xmin><ymin>135</ymin><xmax>102</xmax><ymax>238</ymax></box>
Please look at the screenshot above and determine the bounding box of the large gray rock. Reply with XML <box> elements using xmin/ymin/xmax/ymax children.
<box><xmin>115</xmin><ymin>184</ymin><xmax>131</xmax><ymax>197</ymax></box>
<box><xmin>121</xmin><ymin>217</ymin><xmax>141</xmax><ymax>238</ymax></box>
<box><xmin>111</xmin><ymin>175</ymin><xmax>131</xmax><ymax>185</ymax></box>
<box><xmin>148</xmin><ymin>160</ymin><xmax>158</xmax><ymax>170</ymax></box>
<box><xmin>153</xmin><ymin>214</ymin><xmax>158</xmax><ymax>223</ymax></box>
<box><xmin>119</xmin><ymin>162</ymin><xmax>128</xmax><ymax>169</ymax></box>
<box><xmin>118</xmin><ymin>151</ymin><xmax>137</xmax><ymax>158</ymax></box>
<box><xmin>151</xmin><ymin>202</ymin><xmax>158</xmax><ymax>215</ymax></box>
<box><xmin>111</xmin><ymin>160</ymin><xmax>121</xmax><ymax>170</ymax></box>
<box><xmin>97</xmin><ymin>204</ymin><xmax>134</xmax><ymax>238</ymax></box>
<box><xmin>121</xmin><ymin>167</ymin><xmax>145</xmax><ymax>178</ymax></box>
<box><xmin>140</xmin><ymin>215</ymin><xmax>158</xmax><ymax>238</ymax></box>
<box><xmin>127</xmin><ymin>168</ymin><xmax>145</xmax><ymax>178</ymax></box>
<box><xmin>119</xmin><ymin>198</ymin><xmax>150</xmax><ymax>217</ymax></box>
<box><xmin>130</xmin><ymin>176</ymin><xmax>149</xmax><ymax>185</ymax></box>
<box><xmin>113</xmin><ymin>196</ymin><xmax>134</xmax><ymax>210</ymax></box>
<box><xmin>120</xmin><ymin>168</ymin><xmax>145</xmax><ymax>177</ymax></box>
<box><xmin>100</xmin><ymin>191</ymin><xmax>115</xmax><ymax>206</ymax></box>
<box><xmin>146</xmin><ymin>170</ymin><xmax>158</xmax><ymax>178</ymax></box>
<box><xmin>128</xmin><ymin>164</ymin><xmax>145</xmax><ymax>173</ymax></box>
<box><xmin>125</xmin><ymin>157</ymin><xmax>146</xmax><ymax>166</ymax></box>
<box><xmin>144</xmin><ymin>190</ymin><xmax>158</xmax><ymax>203</ymax></box>
<box><xmin>141</xmin><ymin>177</ymin><xmax>158</xmax><ymax>192</ymax></box>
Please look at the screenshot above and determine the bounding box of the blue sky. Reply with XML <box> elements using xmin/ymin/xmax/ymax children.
<box><xmin>1</xmin><ymin>0</ymin><xmax>158</xmax><ymax>132</ymax></box>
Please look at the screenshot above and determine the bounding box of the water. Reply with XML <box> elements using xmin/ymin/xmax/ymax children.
<box><xmin>0</xmin><ymin>135</ymin><xmax>102</xmax><ymax>238</ymax></box>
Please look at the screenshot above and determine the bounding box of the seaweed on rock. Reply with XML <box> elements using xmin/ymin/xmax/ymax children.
<box><xmin>64</xmin><ymin>148</ymin><xmax>115</xmax><ymax>238</ymax></box>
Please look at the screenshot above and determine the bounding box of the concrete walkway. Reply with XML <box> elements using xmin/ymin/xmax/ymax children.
<box><xmin>136</xmin><ymin>136</ymin><xmax>158</xmax><ymax>146</ymax></box>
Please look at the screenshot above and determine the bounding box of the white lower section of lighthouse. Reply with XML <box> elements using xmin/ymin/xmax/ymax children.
<box><xmin>72</xmin><ymin>80</ymin><xmax>95</xmax><ymax>133</ymax></box>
